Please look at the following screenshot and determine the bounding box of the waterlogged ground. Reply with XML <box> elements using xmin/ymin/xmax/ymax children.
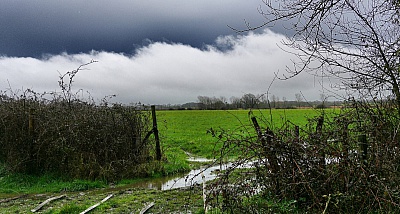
<box><xmin>0</xmin><ymin>185</ymin><xmax>204</xmax><ymax>213</ymax></box>
<box><xmin>0</xmin><ymin>156</ymin><xmax>213</xmax><ymax>213</ymax></box>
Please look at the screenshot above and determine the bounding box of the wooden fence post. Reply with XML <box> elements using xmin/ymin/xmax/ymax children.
<box><xmin>251</xmin><ymin>116</ymin><xmax>280</xmax><ymax>195</ymax></box>
<box><xmin>151</xmin><ymin>105</ymin><xmax>162</xmax><ymax>161</ymax></box>
<box><xmin>251</xmin><ymin>117</ymin><xmax>278</xmax><ymax>171</ymax></box>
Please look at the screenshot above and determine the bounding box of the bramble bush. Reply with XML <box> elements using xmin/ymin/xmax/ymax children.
<box><xmin>207</xmin><ymin>99</ymin><xmax>400</xmax><ymax>213</ymax></box>
<box><xmin>0</xmin><ymin>62</ymin><xmax>158</xmax><ymax>181</ymax></box>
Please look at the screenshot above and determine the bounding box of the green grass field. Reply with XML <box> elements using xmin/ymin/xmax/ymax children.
<box><xmin>157</xmin><ymin>108</ymin><xmax>340</xmax><ymax>160</ymax></box>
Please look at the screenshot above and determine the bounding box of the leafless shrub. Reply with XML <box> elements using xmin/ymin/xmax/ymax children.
<box><xmin>0</xmin><ymin>62</ymin><xmax>157</xmax><ymax>181</ymax></box>
<box><xmin>207</xmin><ymin>100</ymin><xmax>400</xmax><ymax>213</ymax></box>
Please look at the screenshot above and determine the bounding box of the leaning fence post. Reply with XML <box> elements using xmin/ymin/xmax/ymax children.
<box><xmin>151</xmin><ymin>105</ymin><xmax>161</xmax><ymax>161</ymax></box>
<box><xmin>251</xmin><ymin>116</ymin><xmax>280</xmax><ymax>195</ymax></box>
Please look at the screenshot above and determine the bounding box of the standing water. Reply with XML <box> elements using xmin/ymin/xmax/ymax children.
<box><xmin>129</xmin><ymin>154</ymin><xmax>231</xmax><ymax>190</ymax></box>
<box><xmin>130</xmin><ymin>155</ymin><xmax>254</xmax><ymax>190</ymax></box>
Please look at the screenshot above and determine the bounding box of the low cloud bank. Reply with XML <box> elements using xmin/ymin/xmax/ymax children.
<box><xmin>0</xmin><ymin>30</ymin><xmax>333</xmax><ymax>104</ymax></box>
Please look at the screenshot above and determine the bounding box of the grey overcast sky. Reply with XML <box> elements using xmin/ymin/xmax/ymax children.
<box><xmin>0</xmin><ymin>1</ymin><xmax>338</xmax><ymax>104</ymax></box>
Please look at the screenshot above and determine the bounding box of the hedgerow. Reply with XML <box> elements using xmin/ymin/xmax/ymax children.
<box><xmin>207</xmin><ymin>99</ymin><xmax>400</xmax><ymax>213</ymax></box>
<box><xmin>0</xmin><ymin>62</ymin><xmax>157</xmax><ymax>181</ymax></box>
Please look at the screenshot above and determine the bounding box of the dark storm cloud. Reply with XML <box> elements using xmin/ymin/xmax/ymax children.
<box><xmin>0</xmin><ymin>0</ymin><xmax>266</xmax><ymax>57</ymax></box>
<box><xmin>0</xmin><ymin>1</ymin><xmax>342</xmax><ymax>104</ymax></box>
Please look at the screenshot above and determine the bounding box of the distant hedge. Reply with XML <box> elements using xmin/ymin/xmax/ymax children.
<box><xmin>0</xmin><ymin>91</ymin><xmax>156</xmax><ymax>181</ymax></box>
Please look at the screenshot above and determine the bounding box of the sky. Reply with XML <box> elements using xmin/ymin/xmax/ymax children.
<box><xmin>0</xmin><ymin>0</ymin><xmax>338</xmax><ymax>105</ymax></box>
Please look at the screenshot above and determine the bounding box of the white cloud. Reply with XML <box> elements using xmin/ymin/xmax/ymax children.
<box><xmin>0</xmin><ymin>30</ymin><xmax>336</xmax><ymax>104</ymax></box>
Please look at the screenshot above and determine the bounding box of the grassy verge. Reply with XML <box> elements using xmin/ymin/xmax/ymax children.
<box><xmin>0</xmin><ymin>163</ymin><xmax>106</xmax><ymax>196</ymax></box>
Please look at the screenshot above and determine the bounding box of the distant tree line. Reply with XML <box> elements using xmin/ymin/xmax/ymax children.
<box><xmin>156</xmin><ymin>93</ymin><xmax>342</xmax><ymax>110</ymax></box>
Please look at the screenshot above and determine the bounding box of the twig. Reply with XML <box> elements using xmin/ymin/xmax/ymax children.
<box><xmin>31</xmin><ymin>194</ymin><xmax>66</xmax><ymax>212</ymax></box>
<box><xmin>80</xmin><ymin>194</ymin><xmax>113</xmax><ymax>214</ymax></box>
<box><xmin>322</xmin><ymin>194</ymin><xmax>331</xmax><ymax>214</ymax></box>
<box><xmin>139</xmin><ymin>202</ymin><xmax>155</xmax><ymax>214</ymax></box>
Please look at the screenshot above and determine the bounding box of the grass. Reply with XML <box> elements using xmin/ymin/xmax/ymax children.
<box><xmin>0</xmin><ymin>164</ymin><xmax>107</xmax><ymax>197</ymax></box>
<box><xmin>157</xmin><ymin>108</ymin><xmax>338</xmax><ymax>159</ymax></box>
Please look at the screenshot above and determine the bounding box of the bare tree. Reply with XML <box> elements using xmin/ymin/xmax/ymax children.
<box><xmin>282</xmin><ymin>96</ymin><xmax>287</xmax><ymax>108</ymax></box>
<box><xmin>230</xmin><ymin>96</ymin><xmax>242</xmax><ymax>109</ymax></box>
<box><xmin>197</xmin><ymin>95</ymin><xmax>228</xmax><ymax>110</ymax></box>
<box><xmin>238</xmin><ymin>0</ymin><xmax>400</xmax><ymax>115</ymax></box>
<box><xmin>295</xmin><ymin>93</ymin><xmax>303</xmax><ymax>108</ymax></box>
<box><xmin>214</xmin><ymin>96</ymin><xmax>226</xmax><ymax>109</ymax></box>
<box><xmin>241</xmin><ymin>93</ymin><xmax>259</xmax><ymax>109</ymax></box>
<box><xmin>275</xmin><ymin>95</ymin><xmax>280</xmax><ymax>108</ymax></box>
<box><xmin>271</xmin><ymin>94</ymin><xmax>277</xmax><ymax>108</ymax></box>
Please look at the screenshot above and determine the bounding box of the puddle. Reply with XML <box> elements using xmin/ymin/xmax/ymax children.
<box><xmin>130</xmin><ymin>157</ymin><xmax>254</xmax><ymax>191</ymax></box>
<box><xmin>160</xmin><ymin>163</ymin><xmax>233</xmax><ymax>190</ymax></box>
<box><xmin>184</xmin><ymin>151</ymin><xmax>215</xmax><ymax>163</ymax></box>
<box><xmin>131</xmin><ymin>155</ymin><xmax>228</xmax><ymax>190</ymax></box>
<box><xmin>186</xmin><ymin>156</ymin><xmax>213</xmax><ymax>162</ymax></box>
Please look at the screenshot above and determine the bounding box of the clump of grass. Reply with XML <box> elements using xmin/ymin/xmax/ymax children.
<box><xmin>47</xmin><ymin>204</ymin><xmax>83</xmax><ymax>214</ymax></box>
<box><xmin>162</xmin><ymin>148</ymin><xmax>191</xmax><ymax>175</ymax></box>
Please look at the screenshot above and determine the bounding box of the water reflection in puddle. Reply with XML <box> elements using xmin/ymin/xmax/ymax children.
<box><xmin>130</xmin><ymin>156</ymin><xmax>232</xmax><ymax>190</ymax></box>
<box><xmin>130</xmin><ymin>159</ymin><xmax>254</xmax><ymax>191</ymax></box>
<box><xmin>161</xmin><ymin>163</ymin><xmax>231</xmax><ymax>190</ymax></box>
